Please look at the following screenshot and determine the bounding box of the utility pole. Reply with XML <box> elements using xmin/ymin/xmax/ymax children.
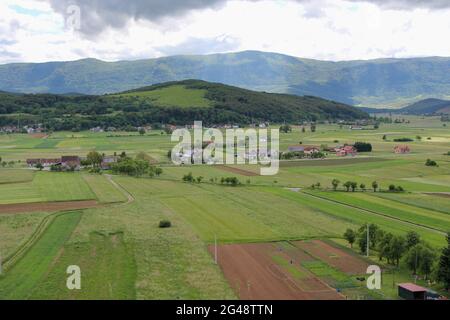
<box><xmin>214</xmin><ymin>234</ymin><xmax>218</xmax><ymax>265</ymax></box>
<box><xmin>366</xmin><ymin>223</ymin><xmax>370</xmax><ymax>257</ymax></box>
<box><xmin>415</xmin><ymin>248</ymin><xmax>418</xmax><ymax>283</ymax></box>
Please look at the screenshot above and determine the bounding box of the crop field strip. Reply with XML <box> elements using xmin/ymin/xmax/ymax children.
<box><xmin>262</xmin><ymin>187</ymin><xmax>446</xmax><ymax>247</ymax></box>
<box><xmin>0</xmin><ymin>211</ymin><xmax>82</xmax><ymax>299</ymax></box>
<box><xmin>303</xmin><ymin>191</ymin><xmax>449</xmax><ymax>234</ymax></box>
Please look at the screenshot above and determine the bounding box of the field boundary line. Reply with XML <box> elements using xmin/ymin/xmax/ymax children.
<box><xmin>2</xmin><ymin>210</ymin><xmax>78</xmax><ymax>271</ymax></box>
<box><xmin>301</xmin><ymin>191</ymin><xmax>446</xmax><ymax>236</ymax></box>
<box><xmin>105</xmin><ymin>175</ymin><xmax>135</xmax><ymax>205</ymax></box>
<box><xmin>372</xmin><ymin>192</ymin><xmax>450</xmax><ymax>216</ymax></box>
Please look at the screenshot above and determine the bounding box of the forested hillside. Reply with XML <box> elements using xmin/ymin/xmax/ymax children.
<box><xmin>0</xmin><ymin>80</ymin><xmax>367</xmax><ymax>131</ymax></box>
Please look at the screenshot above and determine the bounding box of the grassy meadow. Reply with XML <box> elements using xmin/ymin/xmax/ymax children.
<box><xmin>0</xmin><ymin>115</ymin><xmax>449</xmax><ymax>299</ymax></box>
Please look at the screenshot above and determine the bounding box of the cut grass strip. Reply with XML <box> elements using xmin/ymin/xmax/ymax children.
<box><xmin>0</xmin><ymin>211</ymin><xmax>81</xmax><ymax>300</ymax></box>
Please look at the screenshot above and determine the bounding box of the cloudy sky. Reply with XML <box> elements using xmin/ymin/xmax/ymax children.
<box><xmin>0</xmin><ymin>0</ymin><xmax>449</xmax><ymax>64</ymax></box>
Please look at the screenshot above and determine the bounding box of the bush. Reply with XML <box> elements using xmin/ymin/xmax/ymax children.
<box><xmin>425</xmin><ymin>159</ymin><xmax>438</xmax><ymax>167</ymax></box>
<box><xmin>182</xmin><ymin>172</ymin><xmax>194</xmax><ymax>182</ymax></box>
<box><xmin>393</xmin><ymin>138</ymin><xmax>414</xmax><ymax>142</ymax></box>
<box><xmin>353</xmin><ymin>142</ymin><xmax>372</xmax><ymax>152</ymax></box>
<box><xmin>159</xmin><ymin>220</ymin><xmax>172</xmax><ymax>228</ymax></box>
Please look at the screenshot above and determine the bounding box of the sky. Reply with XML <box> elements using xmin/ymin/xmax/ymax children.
<box><xmin>0</xmin><ymin>0</ymin><xmax>449</xmax><ymax>64</ymax></box>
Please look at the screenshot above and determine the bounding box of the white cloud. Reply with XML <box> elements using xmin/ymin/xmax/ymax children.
<box><xmin>0</xmin><ymin>0</ymin><xmax>449</xmax><ymax>64</ymax></box>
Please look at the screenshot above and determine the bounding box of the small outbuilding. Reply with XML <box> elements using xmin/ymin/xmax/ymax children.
<box><xmin>398</xmin><ymin>283</ymin><xmax>427</xmax><ymax>300</ymax></box>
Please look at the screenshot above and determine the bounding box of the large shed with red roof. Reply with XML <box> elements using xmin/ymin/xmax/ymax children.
<box><xmin>398</xmin><ymin>283</ymin><xmax>427</xmax><ymax>300</ymax></box>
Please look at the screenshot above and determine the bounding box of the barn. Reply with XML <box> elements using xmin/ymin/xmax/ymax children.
<box><xmin>398</xmin><ymin>283</ymin><xmax>427</xmax><ymax>300</ymax></box>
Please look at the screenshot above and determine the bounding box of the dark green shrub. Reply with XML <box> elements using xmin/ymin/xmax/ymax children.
<box><xmin>159</xmin><ymin>220</ymin><xmax>172</xmax><ymax>228</ymax></box>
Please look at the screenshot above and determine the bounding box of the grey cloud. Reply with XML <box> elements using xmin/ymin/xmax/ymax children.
<box><xmin>347</xmin><ymin>0</ymin><xmax>450</xmax><ymax>10</ymax></box>
<box><xmin>45</xmin><ymin>0</ymin><xmax>227</xmax><ymax>36</ymax></box>
<box><xmin>45</xmin><ymin>0</ymin><xmax>450</xmax><ymax>37</ymax></box>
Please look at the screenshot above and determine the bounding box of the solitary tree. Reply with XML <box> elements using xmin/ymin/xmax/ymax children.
<box><xmin>343</xmin><ymin>181</ymin><xmax>352</xmax><ymax>192</ymax></box>
<box><xmin>87</xmin><ymin>151</ymin><xmax>103</xmax><ymax>168</ymax></box>
<box><xmin>406</xmin><ymin>231</ymin><xmax>421</xmax><ymax>250</ymax></box>
<box><xmin>360</xmin><ymin>183</ymin><xmax>366</xmax><ymax>191</ymax></box>
<box><xmin>331</xmin><ymin>179</ymin><xmax>340</xmax><ymax>191</ymax></box>
<box><xmin>437</xmin><ymin>232</ymin><xmax>450</xmax><ymax>291</ymax></box>
<box><xmin>372</xmin><ymin>181</ymin><xmax>379</xmax><ymax>192</ymax></box>
<box><xmin>378</xmin><ymin>232</ymin><xmax>394</xmax><ymax>263</ymax></box>
<box><xmin>350</xmin><ymin>181</ymin><xmax>358</xmax><ymax>192</ymax></box>
<box><xmin>405</xmin><ymin>243</ymin><xmax>436</xmax><ymax>278</ymax></box>
<box><xmin>344</xmin><ymin>229</ymin><xmax>356</xmax><ymax>248</ymax></box>
<box><xmin>389</xmin><ymin>235</ymin><xmax>407</xmax><ymax>266</ymax></box>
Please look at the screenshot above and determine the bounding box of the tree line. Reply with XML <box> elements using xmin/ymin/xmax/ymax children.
<box><xmin>344</xmin><ymin>225</ymin><xmax>450</xmax><ymax>290</ymax></box>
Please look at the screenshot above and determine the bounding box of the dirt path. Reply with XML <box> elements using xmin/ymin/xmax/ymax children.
<box><xmin>105</xmin><ymin>174</ymin><xmax>135</xmax><ymax>205</ymax></box>
<box><xmin>424</xmin><ymin>192</ymin><xmax>450</xmax><ymax>199</ymax></box>
<box><xmin>0</xmin><ymin>200</ymin><xmax>99</xmax><ymax>215</ymax></box>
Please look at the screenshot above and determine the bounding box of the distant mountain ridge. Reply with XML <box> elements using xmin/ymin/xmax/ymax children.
<box><xmin>362</xmin><ymin>98</ymin><xmax>450</xmax><ymax>115</ymax></box>
<box><xmin>401</xmin><ymin>98</ymin><xmax>450</xmax><ymax>115</ymax></box>
<box><xmin>1</xmin><ymin>51</ymin><xmax>449</xmax><ymax>108</ymax></box>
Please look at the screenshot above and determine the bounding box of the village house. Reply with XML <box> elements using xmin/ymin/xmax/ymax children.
<box><xmin>26</xmin><ymin>158</ymin><xmax>60</xmax><ymax>168</ymax></box>
<box><xmin>335</xmin><ymin>145</ymin><xmax>357</xmax><ymax>157</ymax></box>
<box><xmin>303</xmin><ymin>146</ymin><xmax>321</xmax><ymax>156</ymax></box>
<box><xmin>394</xmin><ymin>145</ymin><xmax>411</xmax><ymax>154</ymax></box>
<box><xmin>0</xmin><ymin>126</ymin><xmax>19</xmax><ymax>133</ymax></box>
<box><xmin>101</xmin><ymin>155</ymin><xmax>119</xmax><ymax>170</ymax></box>
<box><xmin>288</xmin><ymin>145</ymin><xmax>321</xmax><ymax>156</ymax></box>
<box><xmin>90</xmin><ymin>127</ymin><xmax>104</xmax><ymax>133</ymax></box>
<box><xmin>61</xmin><ymin>156</ymin><xmax>81</xmax><ymax>170</ymax></box>
<box><xmin>288</xmin><ymin>145</ymin><xmax>305</xmax><ymax>152</ymax></box>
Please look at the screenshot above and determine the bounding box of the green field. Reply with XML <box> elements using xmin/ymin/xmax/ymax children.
<box><xmin>0</xmin><ymin>172</ymin><xmax>96</xmax><ymax>204</ymax></box>
<box><xmin>116</xmin><ymin>85</ymin><xmax>212</xmax><ymax>108</ymax></box>
<box><xmin>0</xmin><ymin>212</ymin><xmax>81</xmax><ymax>299</ymax></box>
<box><xmin>0</xmin><ymin>115</ymin><xmax>449</xmax><ymax>299</ymax></box>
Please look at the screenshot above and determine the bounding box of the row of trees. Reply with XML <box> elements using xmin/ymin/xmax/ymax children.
<box><xmin>323</xmin><ymin>179</ymin><xmax>405</xmax><ymax>193</ymax></box>
<box><xmin>0</xmin><ymin>156</ymin><xmax>16</xmax><ymax>168</ymax></box>
<box><xmin>182</xmin><ymin>172</ymin><xmax>241</xmax><ymax>186</ymax></box>
<box><xmin>109</xmin><ymin>153</ymin><xmax>162</xmax><ymax>177</ymax></box>
<box><xmin>344</xmin><ymin>225</ymin><xmax>450</xmax><ymax>289</ymax></box>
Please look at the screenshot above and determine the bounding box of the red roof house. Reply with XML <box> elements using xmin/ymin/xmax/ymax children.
<box><xmin>394</xmin><ymin>145</ymin><xmax>410</xmax><ymax>154</ymax></box>
<box><xmin>335</xmin><ymin>145</ymin><xmax>357</xmax><ymax>157</ymax></box>
<box><xmin>398</xmin><ymin>283</ymin><xmax>427</xmax><ymax>300</ymax></box>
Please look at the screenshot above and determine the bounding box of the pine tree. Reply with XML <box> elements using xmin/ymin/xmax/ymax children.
<box><xmin>437</xmin><ymin>232</ymin><xmax>450</xmax><ymax>291</ymax></box>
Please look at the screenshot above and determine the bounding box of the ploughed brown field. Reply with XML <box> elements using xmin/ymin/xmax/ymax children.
<box><xmin>215</xmin><ymin>165</ymin><xmax>259</xmax><ymax>176</ymax></box>
<box><xmin>209</xmin><ymin>242</ymin><xmax>348</xmax><ymax>300</ymax></box>
<box><xmin>0</xmin><ymin>200</ymin><xmax>100</xmax><ymax>214</ymax></box>
<box><xmin>293</xmin><ymin>240</ymin><xmax>370</xmax><ymax>275</ymax></box>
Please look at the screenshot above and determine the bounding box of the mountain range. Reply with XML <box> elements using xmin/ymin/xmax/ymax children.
<box><xmin>1</xmin><ymin>51</ymin><xmax>449</xmax><ymax>108</ymax></box>
<box><xmin>361</xmin><ymin>98</ymin><xmax>450</xmax><ymax>115</ymax></box>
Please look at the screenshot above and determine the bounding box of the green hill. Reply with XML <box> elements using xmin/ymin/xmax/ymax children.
<box><xmin>0</xmin><ymin>80</ymin><xmax>367</xmax><ymax>131</ymax></box>
<box><xmin>1</xmin><ymin>51</ymin><xmax>449</xmax><ymax>107</ymax></box>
